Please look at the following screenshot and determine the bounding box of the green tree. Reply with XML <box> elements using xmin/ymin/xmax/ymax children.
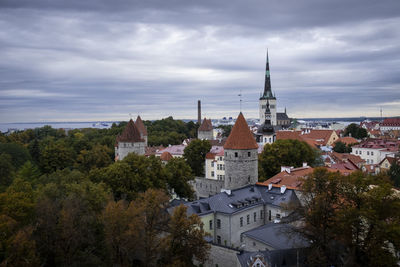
<box><xmin>28</xmin><ymin>138</ymin><xmax>41</xmax><ymax>164</ymax></box>
<box><xmin>17</xmin><ymin>161</ymin><xmax>41</xmax><ymax>185</ymax></box>
<box><xmin>161</xmin><ymin>205</ymin><xmax>210</xmax><ymax>266</ymax></box>
<box><xmin>344</xmin><ymin>123</ymin><xmax>368</xmax><ymax>139</ymax></box>
<box><xmin>258</xmin><ymin>139</ymin><xmax>317</xmax><ymax>180</ymax></box>
<box><xmin>76</xmin><ymin>144</ymin><xmax>113</xmax><ymax>172</ymax></box>
<box><xmin>388</xmin><ymin>160</ymin><xmax>400</xmax><ymax>187</ymax></box>
<box><xmin>183</xmin><ymin>139</ymin><xmax>211</xmax><ymax>176</ymax></box>
<box><xmin>39</xmin><ymin>141</ymin><xmax>75</xmax><ymax>173</ymax></box>
<box><xmin>333</xmin><ymin>141</ymin><xmax>353</xmax><ymax>153</ymax></box>
<box><xmin>0</xmin><ymin>153</ymin><xmax>15</xmax><ymax>190</ymax></box>
<box><xmin>216</xmin><ymin>125</ymin><xmax>232</xmax><ymax>138</ymax></box>
<box><xmin>0</xmin><ymin>143</ymin><xmax>32</xmax><ymax>169</ymax></box>
<box><xmin>165</xmin><ymin>158</ymin><xmax>194</xmax><ymax>199</ymax></box>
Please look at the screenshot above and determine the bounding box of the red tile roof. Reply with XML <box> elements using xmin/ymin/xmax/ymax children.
<box><xmin>224</xmin><ymin>113</ymin><xmax>258</xmax><ymax>150</ymax></box>
<box><xmin>160</xmin><ymin>151</ymin><xmax>173</xmax><ymax>161</ymax></box>
<box><xmin>135</xmin><ymin>115</ymin><xmax>147</xmax><ymax>136</ymax></box>
<box><xmin>198</xmin><ymin>118</ymin><xmax>213</xmax><ymax>131</ymax></box>
<box><xmin>381</xmin><ymin>118</ymin><xmax>400</xmax><ymax>126</ymax></box>
<box><xmin>117</xmin><ymin>119</ymin><xmax>144</xmax><ymax>143</ymax></box>
<box><xmin>334</xmin><ymin>137</ymin><xmax>358</xmax><ymax>145</ymax></box>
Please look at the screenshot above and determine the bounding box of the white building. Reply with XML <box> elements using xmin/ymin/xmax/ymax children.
<box><xmin>351</xmin><ymin>139</ymin><xmax>399</xmax><ymax>165</ymax></box>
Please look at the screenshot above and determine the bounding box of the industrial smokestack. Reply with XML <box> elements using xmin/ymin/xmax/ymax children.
<box><xmin>198</xmin><ymin>100</ymin><xmax>201</xmax><ymax>125</ymax></box>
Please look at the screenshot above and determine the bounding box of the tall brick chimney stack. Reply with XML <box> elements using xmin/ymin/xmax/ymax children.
<box><xmin>197</xmin><ymin>100</ymin><xmax>201</xmax><ymax>125</ymax></box>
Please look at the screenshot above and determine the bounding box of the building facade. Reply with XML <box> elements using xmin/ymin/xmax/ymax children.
<box><xmin>115</xmin><ymin>119</ymin><xmax>146</xmax><ymax>160</ymax></box>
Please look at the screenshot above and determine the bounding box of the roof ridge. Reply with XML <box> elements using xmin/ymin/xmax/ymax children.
<box><xmin>224</xmin><ymin>113</ymin><xmax>258</xmax><ymax>150</ymax></box>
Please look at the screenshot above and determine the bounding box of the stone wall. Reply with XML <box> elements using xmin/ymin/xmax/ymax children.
<box><xmin>116</xmin><ymin>141</ymin><xmax>146</xmax><ymax>160</ymax></box>
<box><xmin>198</xmin><ymin>130</ymin><xmax>214</xmax><ymax>140</ymax></box>
<box><xmin>224</xmin><ymin>149</ymin><xmax>258</xmax><ymax>190</ymax></box>
<box><xmin>194</xmin><ymin>177</ymin><xmax>224</xmax><ymax>199</ymax></box>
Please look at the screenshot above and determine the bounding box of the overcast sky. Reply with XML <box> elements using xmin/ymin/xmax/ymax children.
<box><xmin>0</xmin><ymin>0</ymin><xmax>399</xmax><ymax>122</ymax></box>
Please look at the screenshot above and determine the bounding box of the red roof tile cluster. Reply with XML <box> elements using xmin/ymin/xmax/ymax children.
<box><xmin>145</xmin><ymin>146</ymin><xmax>164</xmax><ymax>156</ymax></box>
<box><xmin>334</xmin><ymin>137</ymin><xmax>358</xmax><ymax>146</ymax></box>
<box><xmin>198</xmin><ymin>118</ymin><xmax>213</xmax><ymax>131</ymax></box>
<box><xmin>352</xmin><ymin>138</ymin><xmax>400</xmax><ymax>152</ymax></box>
<box><xmin>224</xmin><ymin>113</ymin><xmax>258</xmax><ymax>150</ymax></box>
<box><xmin>381</xmin><ymin>118</ymin><xmax>400</xmax><ymax>126</ymax></box>
<box><xmin>116</xmin><ymin>119</ymin><xmax>144</xmax><ymax>143</ymax></box>
<box><xmin>160</xmin><ymin>151</ymin><xmax>173</xmax><ymax>161</ymax></box>
<box><xmin>360</xmin><ymin>121</ymin><xmax>380</xmax><ymax>129</ymax></box>
<box><xmin>276</xmin><ymin>130</ymin><xmax>336</xmax><ymax>147</ymax></box>
<box><xmin>330</xmin><ymin>152</ymin><xmax>364</xmax><ymax>166</ymax></box>
<box><xmin>135</xmin><ymin>115</ymin><xmax>148</xmax><ymax>136</ymax></box>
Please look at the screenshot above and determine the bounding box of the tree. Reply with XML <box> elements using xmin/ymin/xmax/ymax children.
<box><xmin>344</xmin><ymin>123</ymin><xmax>368</xmax><ymax>139</ymax></box>
<box><xmin>183</xmin><ymin>139</ymin><xmax>211</xmax><ymax>176</ymax></box>
<box><xmin>388</xmin><ymin>160</ymin><xmax>400</xmax><ymax>188</ymax></box>
<box><xmin>75</xmin><ymin>144</ymin><xmax>113</xmax><ymax>172</ymax></box>
<box><xmin>216</xmin><ymin>125</ymin><xmax>232</xmax><ymax>138</ymax></box>
<box><xmin>39</xmin><ymin>141</ymin><xmax>75</xmax><ymax>173</ymax></box>
<box><xmin>258</xmin><ymin>139</ymin><xmax>317</xmax><ymax>180</ymax></box>
<box><xmin>0</xmin><ymin>153</ymin><xmax>15</xmax><ymax>190</ymax></box>
<box><xmin>165</xmin><ymin>158</ymin><xmax>195</xmax><ymax>199</ymax></box>
<box><xmin>0</xmin><ymin>143</ymin><xmax>32</xmax><ymax>169</ymax></box>
<box><xmin>333</xmin><ymin>141</ymin><xmax>353</xmax><ymax>153</ymax></box>
<box><xmin>17</xmin><ymin>161</ymin><xmax>41</xmax><ymax>185</ymax></box>
<box><xmin>291</xmin><ymin>168</ymin><xmax>400</xmax><ymax>266</ymax></box>
<box><xmin>161</xmin><ymin>205</ymin><xmax>210</xmax><ymax>266</ymax></box>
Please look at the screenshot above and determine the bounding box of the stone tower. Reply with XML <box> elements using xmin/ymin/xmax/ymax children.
<box><xmin>198</xmin><ymin>117</ymin><xmax>214</xmax><ymax>140</ymax></box>
<box><xmin>259</xmin><ymin>51</ymin><xmax>277</xmax><ymax>125</ymax></box>
<box><xmin>223</xmin><ymin>113</ymin><xmax>258</xmax><ymax>190</ymax></box>
<box><xmin>135</xmin><ymin>115</ymin><xmax>148</xmax><ymax>146</ymax></box>
<box><xmin>115</xmin><ymin>119</ymin><xmax>145</xmax><ymax>160</ymax></box>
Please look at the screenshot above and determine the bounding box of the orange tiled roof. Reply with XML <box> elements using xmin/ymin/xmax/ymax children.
<box><xmin>198</xmin><ymin>118</ymin><xmax>213</xmax><ymax>131</ymax></box>
<box><xmin>135</xmin><ymin>115</ymin><xmax>148</xmax><ymax>136</ymax></box>
<box><xmin>303</xmin><ymin>130</ymin><xmax>335</xmax><ymax>146</ymax></box>
<box><xmin>224</xmin><ymin>113</ymin><xmax>258</xmax><ymax>150</ymax></box>
<box><xmin>160</xmin><ymin>151</ymin><xmax>173</xmax><ymax>161</ymax></box>
<box><xmin>117</xmin><ymin>119</ymin><xmax>144</xmax><ymax>143</ymax></box>
<box><xmin>335</xmin><ymin>137</ymin><xmax>358</xmax><ymax>145</ymax></box>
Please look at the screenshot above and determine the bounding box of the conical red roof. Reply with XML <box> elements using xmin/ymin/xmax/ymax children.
<box><xmin>135</xmin><ymin>115</ymin><xmax>148</xmax><ymax>136</ymax></box>
<box><xmin>224</xmin><ymin>113</ymin><xmax>258</xmax><ymax>150</ymax></box>
<box><xmin>117</xmin><ymin>119</ymin><xmax>144</xmax><ymax>143</ymax></box>
<box><xmin>198</xmin><ymin>117</ymin><xmax>213</xmax><ymax>131</ymax></box>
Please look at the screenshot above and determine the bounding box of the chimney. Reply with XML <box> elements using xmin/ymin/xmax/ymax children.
<box><xmin>268</xmin><ymin>183</ymin><xmax>272</xmax><ymax>191</ymax></box>
<box><xmin>281</xmin><ymin>166</ymin><xmax>291</xmax><ymax>173</ymax></box>
<box><xmin>198</xmin><ymin>100</ymin><xmax>201</xmax><ymax>125</ymax></box>
<box><xmin>280</xmin><ymin>185</ymin><xmax>287</xmax><ymax>194</ymax></box>
<box><xmin>303</xmin><ymin>162</ymin><xmax>308</xmax><ymax>167</ymax></box>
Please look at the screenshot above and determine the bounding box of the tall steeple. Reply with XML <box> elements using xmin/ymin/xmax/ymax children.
<box><xmin>260</xmin><ymin>50</ymin><xmax>275</xmax><ymax>100</ymax></box>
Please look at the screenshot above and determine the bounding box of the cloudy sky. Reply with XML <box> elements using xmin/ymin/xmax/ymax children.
<box><xmin>1</xmin><ymin>0</ymin><xmax>399</xmax><ymax>122</ymax></box>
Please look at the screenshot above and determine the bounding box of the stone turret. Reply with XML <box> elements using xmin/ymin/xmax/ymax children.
<box><xmin>198</xmin><ymin>117</ymin><xmax>214</xmax><ymax>140</ymax></box>
<box><xmin>135</xmin><ymin>115</ymin><xmax>148</xmax><ymax>146</ymax></box>
<box><xmin>115</xmin><ymin>119</ymin><xmax>145</xmax><ymax>160</ymax></box>
<box><xmin>223</xmin><ymin>113</ymin><xmax>258</xmax><ymax>190</ymax></box>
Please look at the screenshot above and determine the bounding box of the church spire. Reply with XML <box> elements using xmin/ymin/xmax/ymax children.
<box><xmin>260</xmin><ymin>49</ymin><xmax>275</xmax><ymax>100</ymax></box>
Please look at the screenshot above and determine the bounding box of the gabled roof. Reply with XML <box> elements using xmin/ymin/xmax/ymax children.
<box><xmin>381</xmin><ymin>118</ymin><xmax>400</xmax><ymax>126</ymax></box>
<box><xmin>334</xmin><ymin>137</ymin><xmax>358</xmax><ymax>145</ymax></box>
<box><xmin>198</xmin><ymin>118</ymin><xmax>213</xmax><ymax>131</ymax></box>
<box><xmin>277</xmin><ymin>112</ymin><xmax>289</xmax><ymax>120</ymax></box>
<box><xmin>117</xmin><ymin>119</ymin><xmax>144</xmax><ymax>143</ymax></box>
<box><xmin>224</xmin><ymin>113</ymin><xmax>258</xmax><ymax>150</ymax></box>
<box><xmin>135</xmin><ymin>115</ymin><xmax>147</xmax><ymax>136</ymax></box>
<box><xmin>160</xmin><ymin>151</ymin><xmax>173</xmax><ymax>161</ymax></box>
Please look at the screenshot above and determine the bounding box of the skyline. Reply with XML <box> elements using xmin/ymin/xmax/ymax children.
<box><xmin>1</xmin><ymin>0</ymin><xmax>400</xmax><ymax>123</ymax></box>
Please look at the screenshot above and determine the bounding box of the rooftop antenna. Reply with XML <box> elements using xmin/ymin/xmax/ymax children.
<box><xmin>238</xmin><ymin>90</ymin><xmax>242</xmax><ymax>112</ymax></box>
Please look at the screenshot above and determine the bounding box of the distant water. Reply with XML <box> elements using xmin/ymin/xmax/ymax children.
<box><xmin>0</xmin><ymin>121</ymin><xmax>117</xmax><ymax>133</ymax></box>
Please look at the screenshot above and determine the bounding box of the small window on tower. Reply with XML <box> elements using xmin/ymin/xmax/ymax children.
<box><xmin>235</xmin><ymin>152</ymin><xmax>238</xmax><ymax>157</ymax></box>
<box><xmin>248</xmin><ymin>152</ymin><xmax>251</xmax><ymax>157</ymax></box>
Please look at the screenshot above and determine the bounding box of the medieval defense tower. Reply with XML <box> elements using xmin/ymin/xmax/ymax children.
<box><xmin>223</xmin><ymin>113</ymin><xmax>258</xmax><ymax>190</ymax></box>
<box><xmin>259</xmin><ymin>51</ymin><xmax>277</xmax><ymax>125</ymax></box>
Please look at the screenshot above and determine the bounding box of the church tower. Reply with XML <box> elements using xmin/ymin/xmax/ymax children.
<box><xmin>223</xmin><ymin>113</ymin><xmax>258</xmax><ymax>191</ymax></box>
<box><xmin>259</xmin><ymin>51</ymin><xmax>277</xmax><ymax>125</ymax></box>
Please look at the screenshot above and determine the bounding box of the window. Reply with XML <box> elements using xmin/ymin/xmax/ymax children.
<box><xmin>248</xmin><ymin>152</ymin><xmax>251</xmax><ymax>157</ymax></box>
<box><xmin>211</xmin><ymin>171</ymin><xmax>215</xmax><ymax>177</ymax></box>
<box><xmin>240</xmin><ymin>217</ymin><xmax>243</xmax><ymax>227</ymax></box>
<box><xmin>225</xmin><ymin>152</ymin><xmax>227</xmax><ymax>157</ymax></box>
<box><xmin>211</xmin><ymin>162</ymin><xmax>214</xmax><ymax>167</ymax></box>
<box><xmin>268</xmin><ymin>210</ymin><xmax>271</xmax><ymax>221</ymax></box>
<box><xmin>367</xmin><ymin>159</ymin><xmax>369</xmax><ymax>164</ymax></box>
<box><xmin>355</xmin><ymin>151</ymin><xmax>358</xmax><ymax>154</ymax></box>
<box><xmin>219</xmin><ymin>157</ymin><xmax>223</xmax><ymax>161</ymax></box>
<box><xmin>371</xmin><ymin>159</ymin><xmax>373</xmax><ymax>164</ymax></box>
<box><xmin>235</xmin><ymin>152</ymin><xmax>238</xmax><ymax>157</ymax></box>
<box><xmin>359</xmin><ymin>151</ymin><xmax>362</xmax><ymax>155</ymax></box>
<box><xmin>367</xmin><ymin>151</ymin><xmax>370</xmax><ymax>155</ymax></box>
<box><xmin>260</xmin><ymin>210</ymin><xmax>264</xmax><ymax>219</ymax></box>
<box><xmin>217</xmin><ymin>235</ymin><xmax>221</xmax><ymax>245</ymax></box>
<box><xmin>217</xmin><ymin>219</ymin><xmax>221</xmax><ymax>229</ymax></box>
<box><xmin>247</xmin><ymin>215</ymin><xmax>250</xmax><ymax>224</ymax></box>
<box><xmin>254</xmin><ymin>212</ymin><xmax>257</xmax><ymax>222</ymax></box>
<box><xmin>371</xmin><ymin>152</ymin><xmax>374</xmax><ymax>156</ymax></box>
<box><xmin>209</xmin><ymin>220</ymin><xmax>213</xmax><ymax>230</ymax></box>
<box><xmin>253</xmin><ymin>241</ymin><xmax>256</xmax><ymax>246</ymax></box>
<box><xmin>248</xmin><ymin>176</ymin><xmax>250</xmax><ymax>182</ymax></box>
